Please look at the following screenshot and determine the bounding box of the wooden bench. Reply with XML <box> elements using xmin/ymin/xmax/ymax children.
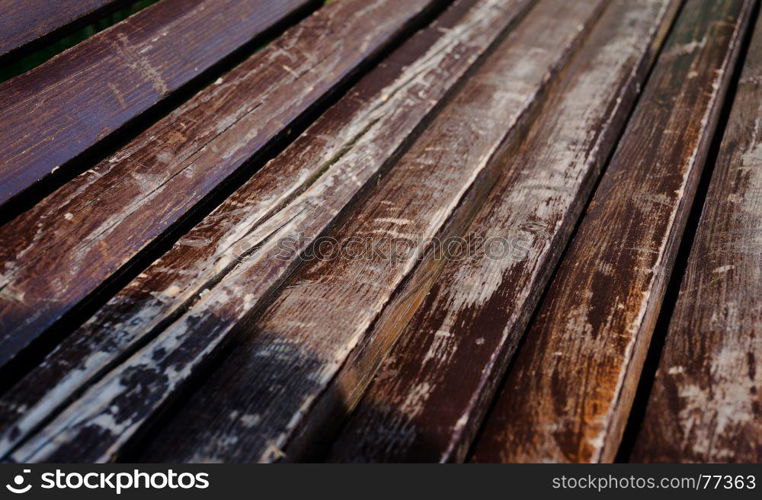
<box><xmin>0</xmin><ymin>0</ymin><xmax>759</xmax><ymax>463</ymax></box>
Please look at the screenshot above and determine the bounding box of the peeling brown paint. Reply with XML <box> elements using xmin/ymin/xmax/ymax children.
<box><xmin>472</xmin><ymin>0</ymin><xmax>756</xmax><ymax>464</ymax></box>
<box><xmin>134</xmin><ymin>0</ymin><xmax>602</xmax><ymax>464</ymax></box>
<box><xmin>3</xmin><ymin>0</ymin><xmax>536</xmax><ymax>463</ymax></box>
<box><xmin>0</xmin><ymin>0</ymin><xmax>441</xmax><ymax>372</ymax></box>
<box><xmin>331</xmin><ymin>0</ymin><xmax>681</xmax><ymax>464</ymax></box>
<box><xmin>633</xmin><ymin>8</ymin><xmax>762</xmax><ymax>463</ymax></box>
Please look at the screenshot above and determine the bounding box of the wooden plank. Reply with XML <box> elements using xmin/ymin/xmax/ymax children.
<box><xmin>2</xmin><ymin>0</ymin><xmax>539</xmax><ymax>462</ymax></box>
<box><xmin>631</xmin><ymin>12</ymin><xmax>762</xmax><ymax>463</ymax></box>
<box><xmin>327</xmin><ymin>0</ymin><xmax>682</xmax><ymax>463</ymax></box>
<box><xmin>130</xmin><ymin>0</ymin><xmax>608</xmax><ymax>464</ymax></box>
<box><xmin>0</xmin><ymin>0</ymin><xmax>530</xmax><ymax>458</ymax></box>
<box><xmin>0</xmin><ymin>0</ymin><xmax>316</xmax><ymax>208</ymax></box>
<box><xmin>0</xmin><ymin>0</ymin><xmax>122</xmax><ymax>60</ymax></box>
<box><xmin>0</xmin><ymin>0</ymin><xmax>444</xmax><ymax>371</ymax></box>
<box><xmin>470</xmin><ymin>0</ymin><xmax>756</xmax><ymax>463</ymax></box>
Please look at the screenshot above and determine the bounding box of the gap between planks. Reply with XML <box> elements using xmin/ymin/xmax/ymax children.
<box><xmin>0</xmin><ymin>0</ymin><xmax>124</xmax><ymax>62</ymax></box>
<box><xmin>470</xmin><ymin>0</ymin><xmax>757</xmax><ymax>463</ymax></box>
<box><xmin>328</xmin><ymin>0</ymin><xmax>682</xmax><ymax>463</ymax></box>
<box><xmin>0</xmin><ymin>0</ymin><xmax>447</xmax><ymax>375</ymax></box>
<box><xmin>631</xmin><ymin>2</ymin><xmax>762</xmax><ymax>463</ymax></box>
<box><xmin>0</xmin><ymin>0</ymin><xmax>538</xmax><ymax>462</ymax></box>
<box><xmin>0</xmin><ymin>0</ymin><xmax>319</xmax><ymax>208</ymax></box>
<box><xmin>133</xmin><ymin>0</ymin><xmax>608</xmax><ymax>463</ymax></box>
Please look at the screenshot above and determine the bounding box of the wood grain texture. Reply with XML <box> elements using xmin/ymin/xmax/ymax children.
<box><xmin>0</xmin><ymin>0</ymin><xmax>315</xmax><ymax>207</ymax></box>
<box><xmin>0</xmin><ymin>0</ymin><xmax>121</xmax><ymax>59</ymax></box>
<box><xmin>470</xmin><ymin>0</ymin><xmax>755</xmax><ymax>463</ymax></box>
<box><xmin>632</xmin><ymin>11</ymin><xmax>762</xmax><ymax>463</ymax></box>
<box><xmin>0</xmin><ymin>0</ymin><xmax>441</xmax><ymax>371</ymax></box>
<box><xmin>328</xmin><ymin>0</ymin><xmax>681</xmax><ymax>463</ymax></box>
<box><xmin>133</xmin><ymin>0</ymin><xmax>607</xmax><ymax>464</ymax></box>
<box><xmin>3</xmin><ymin>0</ymin><xmax>537</xmax><ymax>463</ymax></box>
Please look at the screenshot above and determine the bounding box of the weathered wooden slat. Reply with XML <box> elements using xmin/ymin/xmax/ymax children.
<box><xmin>3</xmin><ymin>0</ymin><xmax>539</xmax><ymax>462</ymax></box>
<box><xmin>0</xmin><ymin>0</ymin><xmax>122</xmax><ymax>60</ymax></box>
<box><xmin>470</xmin><ymin>0</ymin><xmax>755</xmax><ymax>463</ymax></box>
<box><xmin>328</xmin><ymin>0</ymin><xmax>682</xmax><ymax>463</ymax></box>
<box><xmin>130</xmin><ymin>0</ymin><xmax>607</xmax><ymax>464</ymax></box>
<box><xmin>0</xmin><ymin>0</ymin><xmax>316</xmax><ymax>208</ymax></box>
<box><xmin>0</xmin><ymin>0</ymin><xmax>444</xmax><ymax>370</ymax></box>
<box><xmin>631</xmin><ymin>12</ymin><xmax>762</xmax><ymax>464</ymax></box>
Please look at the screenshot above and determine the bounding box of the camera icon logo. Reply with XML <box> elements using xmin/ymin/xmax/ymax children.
<box><xmin>5</xmin><ymin>469</ymin><xmax>32</xmax><ymax>494</ymax></box>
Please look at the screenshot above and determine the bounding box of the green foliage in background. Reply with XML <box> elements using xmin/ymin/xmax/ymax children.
<box><xmin>0</xmin><ymin>0</ymin><xmax>159</xmax><ymax>83</ymax></box>
<box><xmin>0</xmin><ymin>0</ymin><xmax>340</xmax><ymax>84</ymax></box>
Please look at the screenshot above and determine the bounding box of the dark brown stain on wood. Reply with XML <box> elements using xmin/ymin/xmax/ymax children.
<box><xmin>0</xmin><ymin>0</ymin><xmax>119</xmax><ymax>60</ymax></box>
<box><xmin>632</xmin><ymin>8</ymin><xmax>762</xmax><ymax>464</ymax></box>
<box><xmin>328</xmin><ymin>0</ymin><xmax>682</xmax><ymax>463</ymax></box>
<box><xmin>132</xmin><ymin>0</ymin><xmax>607</xmax><ymax>464</ymax></box>
<box><xmin>0</xmin><ymin>0</ymin><xmax>316</xmax><ymax>208</ymax></box>
<box><xmin>0</xmin><ymin>0</ymin><xmax>759</xmax><ymax>465</ymax></box>
<box><xmin>471</xmin><ymin>0</ymin><xmax>756</xmax><ymax>463</ymax></box>
<box><xmin>1</xmin><ymin>0</ymin><xmax>537</xmax><ymax>463</ymax></box>
<box><xmin>0</xmin><ymin>0</ymin><xmax>442</xmax><ymax>373</ymax></box>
